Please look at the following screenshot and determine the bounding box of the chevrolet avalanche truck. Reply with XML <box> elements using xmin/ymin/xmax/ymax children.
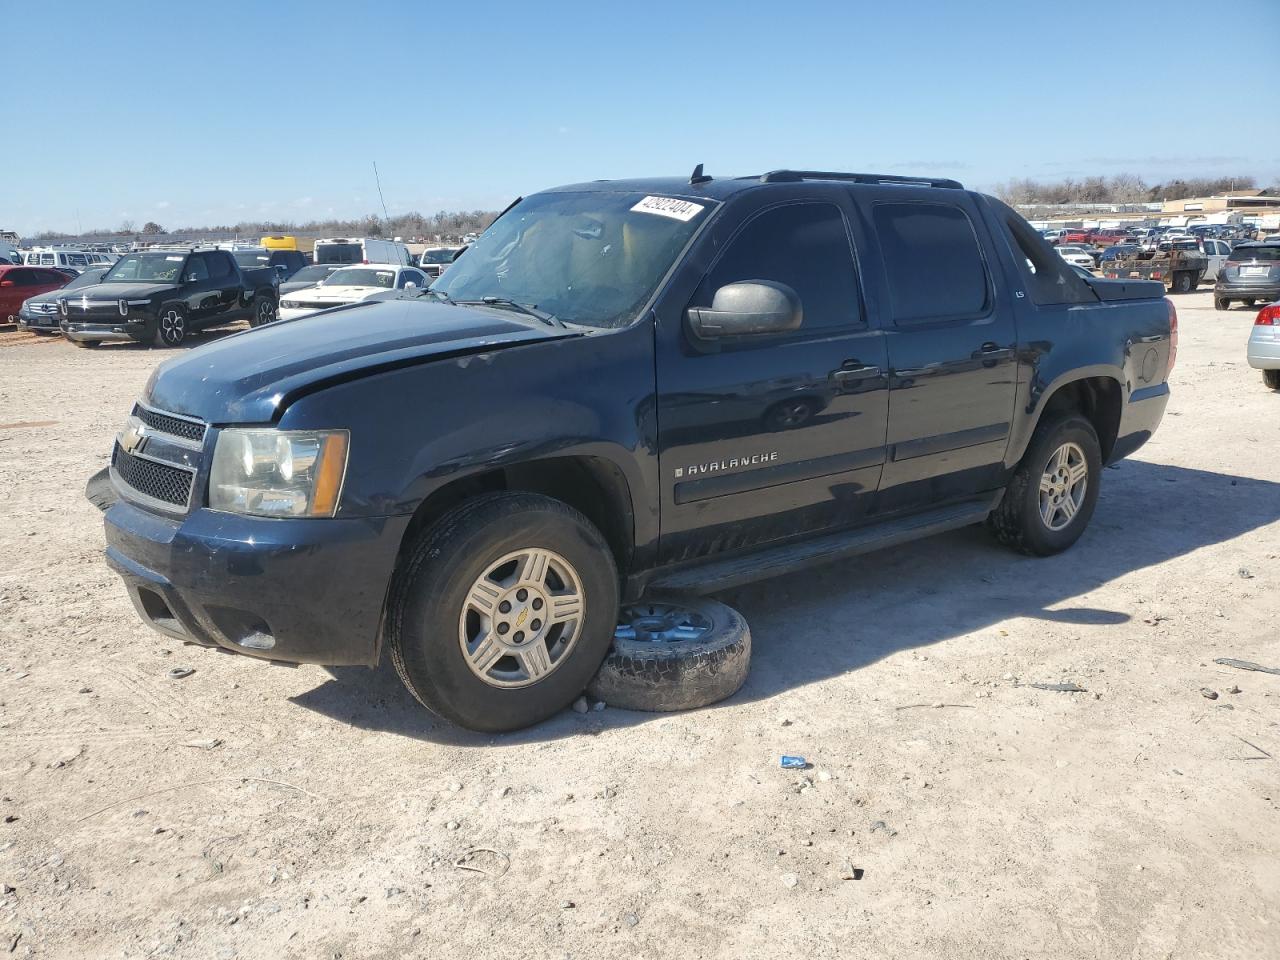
<box><xmin>60</xmin><ymin>248</ymin><xmax>278</xmax><ymax>348</ymax></box>
<box><xmin>101</xmin><ymin>169</ymin><xmax>1174</xmax><ymax>732</ymax></box>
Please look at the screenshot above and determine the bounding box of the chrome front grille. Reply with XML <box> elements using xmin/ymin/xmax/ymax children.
<box><xmin>111</xmin><ymin>403</ymin><xmax>207</xmax><ymax>513</ymax></box>
<box><xmin>112</xmin><ymin>446</ymin><xmax>194</xmax><ymax>508</ymax></box>
<box><xmin>132</xmin><ymin>404</ymin><xmax>206</xmax><ymax>444</ymax></box>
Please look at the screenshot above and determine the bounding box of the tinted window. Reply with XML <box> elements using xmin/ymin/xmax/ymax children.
<box><xmin>208</xmin><ymin>252</ymin><xmax>233</xmax><ymax>279</ymax></box>
<box><xmin>397</xmin><ymin>269</ymin><xmax>426</xmax><ymax>288</ymax></box>
<box><xmin>184</xmin><ymin>254</ymin><xmax>211</xmax><ymax>282</ymax></box>
<box><xmin>1228</xmin><ymin>245</ymin><xmax>1280</xmax><ymax>263</ymax></box>
<box><xmin>313</xmin><ymin>242</ymin><xmax>362</xmax><ymax>264</ymax></box>
<box><xmin>694</xmin><ymin>202</ymin><xmax>861</xmax><ymax>331</ymax></box>
<box><xmin>873</xmin><ymin>202</ymin><xmax>989</xmax><ymax>323</ymax></box>
<box><xmin>989</xmin><ymin>199</ymin><xmax>1094</xmax><ymax>307</ymax></box>
<box><xmin>6</xmin><ymin>269</ymin><xmax>35</xmax><ymax>285</ymax></box>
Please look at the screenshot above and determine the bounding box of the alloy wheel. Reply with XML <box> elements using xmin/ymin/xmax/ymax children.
<box><xmin>1038</xmin><ymin>441</ymin><xmax>1088</xmax><ymax>531</ymax></box>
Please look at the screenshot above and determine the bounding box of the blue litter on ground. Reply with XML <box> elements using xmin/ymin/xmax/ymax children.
<box><xmin>780</xmin><ymin>755</ymin><xmax>808</xmax><ymax>769</ymax></box>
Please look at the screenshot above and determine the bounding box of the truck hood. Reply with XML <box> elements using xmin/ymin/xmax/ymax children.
<box><xmin>145</xmin><ymin>298</ymin><xmax>580</xmax><ymax>423</ymax></box>
<box><xmin>62</xmin><ymin>281</ymin><xmax>175</xmax><ymax>302</ymax></box>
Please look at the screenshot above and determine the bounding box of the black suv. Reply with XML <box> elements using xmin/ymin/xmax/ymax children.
<box><xmin>100</xmin><ymin>169</ymin><xmax>1174</xmax><ymax>731</ymax></box>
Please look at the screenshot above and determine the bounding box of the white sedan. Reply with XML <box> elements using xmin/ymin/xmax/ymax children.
<box><xmin>1056</xmin><ymin>246</ymin><xmax>1096</xmax><ymax>270</ymax></box>
<box><xmin>277</xmin><ymin>264</ymin><xmax>430</xmax><ymax>320</ymax></box>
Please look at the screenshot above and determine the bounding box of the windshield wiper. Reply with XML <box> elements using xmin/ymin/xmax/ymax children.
<box><xmin>458</xmin><ymin>297</ymin><xmax>564</xmax><ymax>328</ymax></box>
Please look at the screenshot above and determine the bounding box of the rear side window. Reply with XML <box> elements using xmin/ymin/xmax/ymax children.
<box><xmin>872</xmin><ymin>202</ymin><xmax>989</xmax><ymax>323</ymax></box>
<box><xmin>209</xmin><ymin>252</ymin><xmax>233</xmax><ymax>279</ymax></box>
<box><xmin>990</xmin><ymin>199</ymin><xmax>1095</xmax><ymax>306</ymax></box>
<box><xmin>694</xmin><ymin>202</ymin><xmax>863</xmax><ymax>332</ymax></box>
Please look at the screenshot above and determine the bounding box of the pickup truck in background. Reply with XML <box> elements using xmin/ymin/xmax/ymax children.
<box><xmin>1104</xmin><ymin>237</ymin><xmax>1210</xmax><ymax>293</ymax></box>
<box><xmin>60</xmin><ymin>248</ymin><xmax>279</xmax><ymax>347</ymax></box>
<box><xmin>98</xmin><ymin>168</ymin><xmax>1174</xmax><ymax>732</ymax></box>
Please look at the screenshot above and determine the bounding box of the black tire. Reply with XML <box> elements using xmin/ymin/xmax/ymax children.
<box><xmin>154</xmin><ymin>304</ymin><xmax>187</xmax><ymax>347</ymax></box>
<box><xmin>1215</xmin><ymin>297</ymin><xmax>1230</xmax><ymax>311</ymax></box>
<box><xmin>250</xmin><ymin>295</ymin><xmax>276</xmax><ymax>328</ymax></box>
<box><xmin>387</xmin><ymin>492</ymin><xmax>619</xmax><ymax>732</ymax></box>
<box><xmin>70</xmin><ymin>337</ymin><xmax>97</xmax><ymax>349</ymax></box>
<box><xmin>1171</xmin><ymin>272</ymin><xmax>1194</xmax><ymax>294</ymax></box>
<box><xmin>85</xmin><ymin>467</ymin><xmax>117</xmax><ymax>512</ymax></box>
<box><xmin>987</xmin><ymin>412</ymin><xmax>1102</xmax><ymax>556</ymax></box>
<box><xmin>1244</xmin><ymin>299</ymin><xmax>1257</xmax><ymax>308</ymax></box>
<box><xmin>587</xmin><ymin>596</ymin><xmax>751</xmax><ymax>712</ymax></box>
<box><xmin>1264</xmin><ymin>370</ymin><xmax>1280</xmax><ymax>391</ymax></box>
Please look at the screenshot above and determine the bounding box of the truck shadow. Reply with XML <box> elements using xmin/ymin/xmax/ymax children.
<box><xmin>290</xmin><ymin>458</ymin><xmax>1280</xmax><ymax>745</ymax></box>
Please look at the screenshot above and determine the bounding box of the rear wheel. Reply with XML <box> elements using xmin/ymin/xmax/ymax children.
<box><xmin>388</xmin><ymin>492</ymin><xmax>619</xmax><ymax>732</ymax></box>
<box><xmin>1244</xmin><ymin>298</ymin><xmax>1257</xmax><ymax>308</ymax></box>
<box><xmin>154</xmin><ymin>304</ymin><xmax>187</xmax><ymax>347</ymax></box>
<box><xmin>1172</xmin><ymin>272</ymin><xmax>1194</xmax><ymax>294</ymax></box>
<box><xmin>250</xmin><ymin>295</ymin><xmax>276</xmax><ymax>328</ymax></box>
<box><xmin>1215</xmin><ymin>297</ymin><xmax>1231</xmax><ymax>311</ymax></box>
<box><xmin>1264</xmin><ymin>370</ymin><xmax>1280</xmax><ymax>391</ymax></box>
<box><xmin>988</xmin><ymin>412</ymin><xmax>1102</xmax><ymax>556</ymax></box>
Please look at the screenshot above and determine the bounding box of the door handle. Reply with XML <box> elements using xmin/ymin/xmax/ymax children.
<box><xmin>972</xmin><ymin>342</ymin><xmax>1013</xmax><ymax>362</ymax></box>
<box><xmin>831</xmin><ymin>360</ymin><xmax>882</xmax><ymax>384</ymax></box>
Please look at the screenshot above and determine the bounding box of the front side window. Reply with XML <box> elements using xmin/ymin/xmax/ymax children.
<box><xmin>989</xmin><ymin>199</ymin><xmax>1094</xmax><ymax>307</ymax></box>
<box><xmin>432</xmin><ymin>191</ymin><xmax>713</xmax><ymax>329</ymax></box>
<box><xmin>873</xmin><ymin>201</ymin><xmax>991</xmax><ymax>323</ymax></box>
<box><xmin>691</xmin><ymin>201</ymin><xmax>862</xmax><ymax>332</ymax></box>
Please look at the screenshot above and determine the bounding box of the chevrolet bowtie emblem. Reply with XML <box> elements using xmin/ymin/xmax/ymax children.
<box><xmin>119</xmin><ymin>416</ymin><xmax>148</xmax><ymax>455</ymax></box>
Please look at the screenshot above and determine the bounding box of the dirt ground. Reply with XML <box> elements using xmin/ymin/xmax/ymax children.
<box><xmin>1</xmin><ymin>291</ymin><xmax>1278</xmax><ymax>960</ymax></box>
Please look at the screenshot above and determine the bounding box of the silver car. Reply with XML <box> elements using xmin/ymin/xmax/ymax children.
<box><xmin>1247</xmin><ymin>300</ymin><xmax>1280</xmax><ymax>390</ymax></box>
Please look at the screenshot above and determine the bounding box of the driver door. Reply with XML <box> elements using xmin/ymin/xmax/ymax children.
<box><xmin>654</xmin><ymin>193</ymin><xmax>889</xmax><ymax>565</ymax></box>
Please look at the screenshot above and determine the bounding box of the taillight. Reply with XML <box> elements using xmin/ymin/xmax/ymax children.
<box><xmin>1166</xmin><ymin>298</ymin><xmax>1178</xmax><ymax>375</ymax></box>
<box><xmin>1257</xmin><ymin>304</ymin><xmax>1280</xmax><ymax>326</ymax></box>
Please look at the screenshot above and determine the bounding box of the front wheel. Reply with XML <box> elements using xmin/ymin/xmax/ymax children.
<box><xmin>387</xmin><ymin>492</ymin><xmax>619</xmax><ymax>732</ymax></box>
<box><xmin>154</xmin><ymin>305</ymin><xmax>188</xmax><ymax>347</ymax></box>
<box><xmin>988</xmin><ymin>413</ymin><xmax>1102</xmax><ymax>556</ymax></box>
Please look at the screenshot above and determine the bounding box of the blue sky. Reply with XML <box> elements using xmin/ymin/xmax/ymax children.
<box><xmin>7</xmin><ymin>0</ymin><xmax>1278</xmax><ymax>235</ymax></box>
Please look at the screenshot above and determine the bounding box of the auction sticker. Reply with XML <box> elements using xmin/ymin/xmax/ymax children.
<box><xmin>631</xmin><ymin>196</ymin><xmax>705</xmax><ymax>221</ymax></box>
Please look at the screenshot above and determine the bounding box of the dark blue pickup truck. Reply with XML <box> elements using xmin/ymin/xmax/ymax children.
<box><xmin>101</xmin><ymin>169</ymin><xmax>1175</xmax><ymax>731</ymax></box>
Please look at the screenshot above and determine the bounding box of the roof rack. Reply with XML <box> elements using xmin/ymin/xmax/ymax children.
<box><xmin>756</xmin><ymin>170</ymin><xmax>964</xmax><ymax>189</ymax></box>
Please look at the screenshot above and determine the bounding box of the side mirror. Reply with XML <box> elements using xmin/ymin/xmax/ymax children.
<box><xmin>404</xmin><ymin>281</ymin><xmax>418</xmax><ymax>290</ymax></box>
<box><xmin>686</xmin><ymin>280</ymin><xmax>802</xmax><ymax>340</ymax></box>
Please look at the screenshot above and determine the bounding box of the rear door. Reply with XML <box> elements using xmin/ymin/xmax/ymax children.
<box><xmin>851</xmin><ymin>189</ymin><xmax>1019</xmax><ymax>511</ymax></box>
<box><xmin>206</xmin><ymin>252</ymin><xmax>242</xmax><ymax>324</ymax></box>
<box><xmin>655</xmin><ymin>191</ymin><xmax>890</xmax><ymax>564</ymax></box>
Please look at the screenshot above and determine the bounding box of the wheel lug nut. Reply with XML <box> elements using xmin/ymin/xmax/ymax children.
<box><xmin>531</xmin><ymin>619</ymin><xmax>542</xmax><ymax>630</ymax></box>
<box><xmin>513</xmin><ymin>631</ymin><xmax>525</xmax><ymax>643</ymax></box>
<box><xmin>516</xmin><ymin>589</ymin><xmax>528</xmax><ymax>602</ymax></box>
<box><xmin>497</xmin><ymin>622</ymin><xmax>509</xmax><ymax>635</ymax></box>
<box><xmin>499</xmin><ymin>601</ymin><xmax>511</xmax><ymax>614</ymax></box>
<box><xmin>532</xmin><ymin>598</ymin><xmax>543</xmax><ymax>611</ymax></box>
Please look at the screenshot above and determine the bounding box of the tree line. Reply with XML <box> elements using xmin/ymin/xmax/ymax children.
<box><xmin>27</xmin><ymin>209</ymin><xmax>500</xmax><ymax>244</ymax></box>
<box><xmin>995</xmin><ymin>174</ymin><xmax>1270</xmax><ymax>206</ymax></box>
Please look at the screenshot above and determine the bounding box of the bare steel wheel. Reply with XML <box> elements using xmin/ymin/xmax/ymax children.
<box><xmin>1038</xmin><ymin>441</ymin><xmax>1088</xmax><ymax>531</ymax></box>
<box><xmin>154</xmin><ymin>305</ymin><xmax>187</xmax><ymax>347</ymax></box>
<box><xmin>459</xmin><ymin>548</ymin><xmax>585</xmax><ymax>688</ymax></box>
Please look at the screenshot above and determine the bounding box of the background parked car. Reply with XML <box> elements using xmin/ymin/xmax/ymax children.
<box><xmin>1248</xmin><ymin>301</ymin><xmax>1280</xmax><ymax>390</ymax></box>
<box><xmin>1215</xmin><ymin>242</ymin><xmax>1280</xmax><ymax>311</ymax></box>
<box><xmin>1</xmin><ymin>265</ymin><xmax>69</xmax><ymax>322</ymax></box>
<box><xmin>231</xmin><ymin>247</ymin><xmax>307</xmax><ymax>281</ymax></box>
<box><xmin>1056</xmin><ymin>245</ymin><xmax>1096</xmax><ymax>269</ymax></box>
<box><xmin>17</xmin><ymin>265</ymin><xmax>110</xmax><ymax>333</ymax></box>
<box><xmin>278</xmin><ymin>263</ymin><xmax>344</xmax><ymax>296</ymax></box>
<box><xmin>417</xmin><ymin>246</ymin><xmax>462</xmax><ymax>278</ymax></box>
<box><xmin>312</xmin><ymin>237</ymin><xmax>411</xmax><ymax>266</ymax></box>
<box><xmin>277</xmin><ymin>263</ymin><xmax>428</xmax><ymax>320</ymax></box>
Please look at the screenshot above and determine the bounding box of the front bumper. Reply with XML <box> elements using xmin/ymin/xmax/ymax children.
<box><xmin>18</xmin><ymin>308</ymin><xmax>61</xmax><ymax>331</ymax></box>
<box><xmin>104</xmin><ymin>499</ymin><xmax>411</xmax><ymax>666</ymax></box>
<box><xmin>62</xmin><ymin>318</ymin><xmax>152</xmax><ymax>343</ymax></box>
<box><xmin>1110</xmin><ymin>382</ymin><xmax>1169</xmax><ymax>463</ymax></box>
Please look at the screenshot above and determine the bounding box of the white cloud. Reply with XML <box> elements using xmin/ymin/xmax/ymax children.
<box><xmin>156</xmin><ymin>200</ymin><xmax>171</xmax><ymax>209</ymax></box>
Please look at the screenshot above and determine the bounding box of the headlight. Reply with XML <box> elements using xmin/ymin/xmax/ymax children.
<box><xmin>280</xmin><ymin>299</ymin><xmax>299</xmax><ymax>309</ymax></box>
<box><xmin>209</xmin><ymin>429</ymin><xmax>349</xmax><ymax>518</ymax></box>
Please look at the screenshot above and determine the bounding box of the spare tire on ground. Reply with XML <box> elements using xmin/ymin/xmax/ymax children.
<box><xmin>85</xmin><ymin>466</ymin><xmax>117</xmax><ymax>513</ymax></box>
<box><xmin>587</xmin><ymin>595</ymin><xmax>751</xmax><ymax>712</ymax></box>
